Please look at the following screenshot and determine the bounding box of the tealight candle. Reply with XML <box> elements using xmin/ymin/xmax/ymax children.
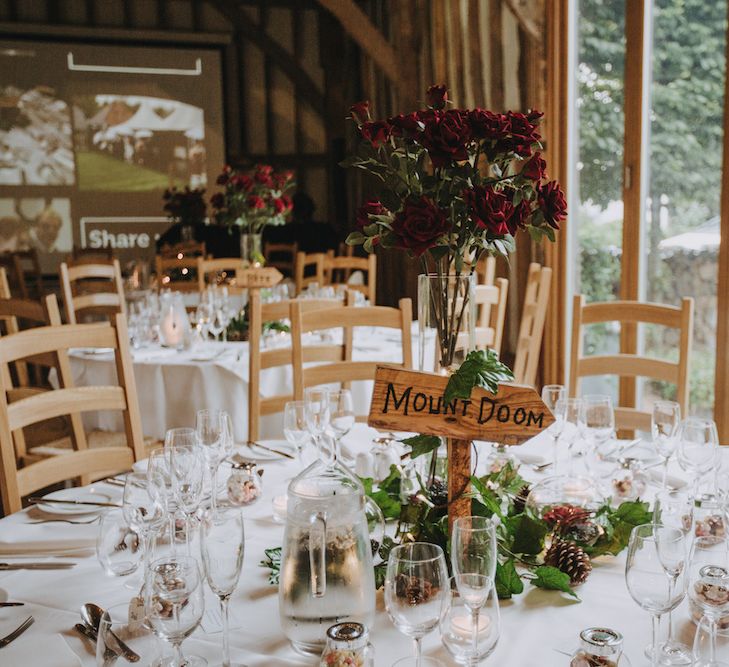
<box><xmin>160</xmin><ymin>307</ymin><xmax>185</xmax><ymax>347</ymax></box>
<box><xmin>272</xmin><ymin>494</ymin><xmax>288</xmax><ymax>523</ymax></box>
<box><xmin>450</xmin><ymin>612</ymin><xmax>491</xmax><ymax>640</ymax></box>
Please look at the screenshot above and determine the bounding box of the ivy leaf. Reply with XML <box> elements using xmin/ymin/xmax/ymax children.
<box><xmin>495</xmin><ymin>559</ymin><xmax>524</xmax><ymax>599</ymax></box>
<box><xmin>443</xmin><ymin>349</ymin><xmax>514</xmax><ymax>404</ymax></box>
<box><xmin>611</xmin><ymin>500</ymin><xmax>652</xmax><ymax>525</ymax></box>
<box><xmin>259</xmin><ymin>546</ymin><xmax>282</xmax><ymax>585</ymax></box>
<box><xmin>374</xmin><ymin>562</ymin><xmax>387</xmax><ymax>589</ymax></box>
<box><xmin>402</xmin><ymin>434</ymin><xmax>441</xmax><ymax>459</ymax></box>
<box><xmin>346</xmin><ymin>231</ymin><xmax>365</xmax><ymax>245</ymax></box>
<box><xmin>470</xmin><ymin>475</ymin><xmax>503</xmax><ymax>518</ymax></box>
<box><xmin>531</xmin><ymin>566</ymin><xmax>579</xmax><ymax>600</ymax></box>
<box><xmin>510</xmin><ymin>514</ymin><xmax>548</xmax><ymax>555</ymax></box>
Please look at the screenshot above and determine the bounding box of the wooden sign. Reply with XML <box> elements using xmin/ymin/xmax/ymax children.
<box><xmin>235</xmin><ymin>267</ymin><xmax>283</xmax><ymax>289</ymax></box>
<box><xmin>367</xmin><ymin>366</ymin><xmax>554</xmax><ymax>444</ymax></box>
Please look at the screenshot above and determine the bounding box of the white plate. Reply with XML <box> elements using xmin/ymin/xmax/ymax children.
<box><xmin>237</xmin><ymin>439</ymin><xmax>295</xmax><ymax>461</ymax></box>
<box><xmin>73</xmin><ymin>347</ymin><xmax>114</xmax><ymax>356</ymax></box>
<box><xmin>34</xmin><ymin>487</ymin><xmax>115</xmax><ymax>516</ymax></box>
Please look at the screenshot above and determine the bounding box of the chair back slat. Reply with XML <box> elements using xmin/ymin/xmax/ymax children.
<box><xmin>294</xmin><ymin>252</ymin><xmax>325</xmax><ymax>294</ymax></box>
<box><xmin>60</xmin><ymin>259</ymin><xmax>125</xmax><ymax>324</ymax></box>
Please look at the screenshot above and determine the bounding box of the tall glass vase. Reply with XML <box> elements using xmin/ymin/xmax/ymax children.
<box><xmin>418</xmin><ymin>272</ymin><xmax>476</xmax><ymax>373</ymax></box>
<box><xmin>240</xmin><ymin>232</ymin><xmax>263</xmax><ymax>266</ymax></box>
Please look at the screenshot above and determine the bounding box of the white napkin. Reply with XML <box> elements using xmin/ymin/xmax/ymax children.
<box><xmin>0</xmin><ymin>633</ymin><xmax>82</xmax><ymax>666</ymax></box>
<box><xmin>0</xmin><ymin>513</ymin><xmax>97</xmax><ymax>556</ymax></box>
<box><xmin>647</xmin><ymin>468</ymin><xmax>687</xmax><ymax>490</ymax></box>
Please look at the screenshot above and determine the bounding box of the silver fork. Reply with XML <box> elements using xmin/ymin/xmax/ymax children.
<box><xmin>28</xmin><ymin>517</ymin><xmax>100</xmax><ymax>525</ymax></box>
<box><xmin>0</xmin><ymin>616</ymin><xmax>34</xmax><ymax>648</ymax></box>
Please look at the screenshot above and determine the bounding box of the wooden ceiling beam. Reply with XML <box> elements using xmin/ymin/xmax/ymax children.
<box><xmin>315</xmin><ymin>0</ymin><xmax>400</xmax><ymax>86</ymax></box>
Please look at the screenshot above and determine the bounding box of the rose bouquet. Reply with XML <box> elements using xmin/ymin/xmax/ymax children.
<box><xmin>344</xmin><ymin>85</ymin><xmax>566</xmax><ymax>370</ymax></box>
<box><xmin>210</xmin><ymin>164</ymin><xmax>295</xmax><ymax>234</ymax></box>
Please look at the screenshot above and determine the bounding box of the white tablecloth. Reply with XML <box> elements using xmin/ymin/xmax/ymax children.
<box><xmin>65</xmin><ymin>326</ymin><xmax>415</xmax><ymax>443</ymax></box>
<box><xmin>0</xmin><ymin>427</ymin><xmax>702</xmax><ymax>666</ymax></box>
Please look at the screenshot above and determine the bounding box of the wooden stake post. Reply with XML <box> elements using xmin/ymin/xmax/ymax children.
<box><xmin>367</xmin><ymin>365</ymin><xmax>554</xmax><ymax>532</ymax></box>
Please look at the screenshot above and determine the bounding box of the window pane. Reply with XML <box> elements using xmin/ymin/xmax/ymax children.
<box><xmin>573</xmin><ymin>0</ymin><xmax>627</xmax><ymax>397</ymax></box>
<box><xmin>641</xmin><ymin>0</ymin><xmax>726</xmax><ymax>418</ymax></box>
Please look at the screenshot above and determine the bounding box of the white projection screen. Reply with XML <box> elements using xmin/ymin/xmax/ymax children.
<box><xmin>0</xmin><ymin>39</ymin><xmax>226</xmax><ymax>271</ymax></box>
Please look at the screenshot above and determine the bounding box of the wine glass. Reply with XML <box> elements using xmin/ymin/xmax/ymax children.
<box><xmin>96</xmin><ymin>508</ymin><xmax>142</xmax><ymax>578</ymax></box>
<box><xmin>451</xmin><ymin>516</ymin><xmax>498</xmax><ymax>663</ymax></box>
<box><xmin>385</xmin><ymin>542</ymin><xmax>450</xmax><ymax>667</ymax></box>
<box><xmin>541</xmin><ymin>385</ymin><xmax>566</xmax><ymax>469</ymax></box>
<box><xmin>96</xmin><ymin>603</ymin><xmax>160</xmax><ymax>666</ymax></box>
<box><xmin>196</xmin><ymin>409</ymin><xmax>232</xmax><ymax>514</ymax></box>
<box><xmin>327</xmin><ymin>389</ymin><xmax>355</xmax><ymax>463</ymax></box>
<box><xmin>694</xmin><ymin>615</ymin><xmax>729</xmax><ymax>666</ymax></box>
<box><xmin>688</xmin><ymin>535</ymin><xmax>729</xmax><ymax>667</ymax></box>
<box><xmin>677</xmin><ymin>417</ymin><xmax>719</xmax><ymax>495</ymax></box>
<box><xmin>557</xmin><ymin>397</ymin><xmax>584</xmax><ymax>472</ymax></box>
<box><xmin>625</xmin><ymin>524</ymin><xmax>688</xmax><ymax>667</ymax></box>
<box><xmin>168</xmin><ymin>442</ymin><xmax>205</xmax><ymax>554</ymax></box>
<box><xmin>283</xmin><ymin>400</ymin><xmax>311</xmax><ymax>464</ymax></box>
<box><xmin>653</xmin><ymin>491</ymin><xmax>695</xmax><ymax>665</ymax></box>
<box><xmin>440</xmin><ymin>577</ymin><xmax>500</xmax><ymax>665</ymax></box>
<box><xmin>304</xmin><ymin>388</ymin><xmax>330</xmax><ymax>460</ymax></box>
<box><xmin>582</xmin><ymin>394</ymin><xmax>615</xmax><ymax>451</ymax></box>
<box><xmin>146</xmin><ymin>555</ymin><xmax>206</xmax><ymax>667</ymax></box>
<box><xmin>653</xmin><ymin>401</ymin><xmax>682</xmax><ymax>489</ymax></box>
<box><xmin>200</xmin><ymin>507</ymin><xmax>245</xmax><ymax>667</ymax></box>
<box><xmin>148</xmin><ymin>447</ymin><xmax>179</xmax><ymax>553</ymax></box>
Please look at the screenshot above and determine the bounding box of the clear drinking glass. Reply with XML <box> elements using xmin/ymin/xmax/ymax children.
<box><xmin>96</xmin><ymin>508</ymin><xmax>142</xmax><ymax>578</ymax></box>
<box><xmin>688</xmin><ymin>535</ymin><xmax>729</xmax><ymax>667</ymax></box>
<box><xmin>196</xmin><ymin>410</ymin><xmax>232</xmax><ymax>514</ymax></box>
<box><xmin>146</xmin><ymin>555</ymin><xmax>206</xmax><ymax>667</ymax></box>
<box><xmin>625</xmin><ymin>524</ymin><xmax>688</xmax><ymax>667</ymax></box>
<box><xmin>694</xmin><ymin>615</ymin><xmax>729</xmax><ymax>667</ymax></box>
<box><xmin>451</xmin><ymin>516</ymin><xmax>498</xmax><ymax>664</ymax></box>
<box><xmin>385</xmin><ymin>542</ymin><xmax>450</xmax><ymax>667</ymax></box>
<box><xmin>283</xmin><ymin>400</ymin><xmax>311</xmax><ymax>463</ymax></box>
<box><xmin>557</xmin><ymin>397</ymin><xmax>584</xmax><ymax>472</ymax></box>
<box><xmin>653</xmin><ymin>401</ymin><xmax>682</xmax><ymax>490</ymax></box>
<box><xmin>582</xmin><ymin>394</ymin><xmax>615</xmax><ymax>449</ymax></box>
<box><xmin>148</xmin><ymin>447</ymin><xmax>179</xmax><ymax>553</ymax></box>
<box><xmin>168</xmin><ymin>442</ymin><xmax>205</xmax><ymax>554</ymax></box>
<box><xmin>653</xmin><ymin>491</ymin><xmax>694</xmax><ymax>665</ymax></box>
<box><xmin>200</xmin><ymin>507</ymin><xmax>245</xmax><ymax>667</ymax></box>
<box><xmin>440</xmin><ymin>577</ymin><xmax>500</xmax><ymax>665</ymax></box>
<box><xmin>96</xmin><ymin>602</ymin><xmax>160</xmax><ymax>666</ymax></box>
<box><xmin>328</xmin><ymin>389</ymin><xmax>355</xmax><ymax>463</ymax></box>
<box><xmin>304</xmin><ymin>388</ymin><xmax>331</xmax><ymax>460</ymax></box>
<box><xmin>677</xmin><ymin>417</ymin><xmax>719</xmax><ymax>494</ymax></box>
<box><xmin>541</xmin><ymin>385</ymin><xmax>566</xmax><ymax>469</ymax></box>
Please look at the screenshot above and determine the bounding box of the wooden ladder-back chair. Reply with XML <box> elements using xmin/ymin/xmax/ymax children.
<box><xmin>474</xmin><ymin>278</ymin><xmax>509</xmax><ymax>354</ymax></box>
<box><xmin>323</xmin><ymin>253</ymin><xmax>377</xmax><ymax>303</ymax></box>
<box><xmin>294</xmin><ymin>251</ymin><xmax>325</xmax><ymax>294</ymax></box>
<box><xmin>0</xmin><ymin>314</ymin><xmax>145</xmax><ymax>514</ymax></box>
<box><xmin>290</xmin><ymin>297</ymin><xmax>413</xmax><ymax>420</ymax></box>
<box><xmin>569</xmin><ymin>295</ymin><xmax>694</xmax><ymax>433</ymax></box>
<box><xmin>197</xmin><ymin>257</ymin><xmax>246</xmax><ymax>294</ymax></box>
<box><xmin>155</xmin><ymin>254</ymin><xmax>199</xmax><ymax>293</ymax></box>
<box><xmin>512</xmin><ymin>263</ymin><xmax>553</xmax><ymax>387</ymax></box>
<box><xmin>247</xmin><ymin>292</ymin><xmax>343</xmax><ymax>442</ymax></box>
<box><xmin>71</xmin><ymin>245</ymin><xmax>113</xmax><ymax>263</ymax></box>
<box><xmin>476</xmin><ymin>254</ymin><xmax>497</xmax><ymax>286</ymax></box>
<box><xmin>0</xmin><ymin>249</ymin><xmax>43</xmax><ymax>300</ymax></box>
<box><xmin>60</xmin><ymin>259</ymin><xmax>126</xmax><ymax>324</ymax></box>
<box><xmin>264</xmin><ymin>242</ymin><xmax>298</xmax><ymax>277</ymax></box>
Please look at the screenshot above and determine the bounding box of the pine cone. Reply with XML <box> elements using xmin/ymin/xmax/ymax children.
<box><xmin>513</xmin><ymin>483</ymin><xmax>531</xmax><ymax>514</ymax></box>
<box><xmin>544</xmin><ymin>538</ymin><xmax>592</xmax><ymax>585</ymax></box>
<box><xmin>427</xmin><ymin>479</ymin><xmax>448</xmax><ymax>508</ymax></box>
<box><xmin>543</xmin><ymin>505</ymin><xmax>591</xmax><ymax>535</ymax></box>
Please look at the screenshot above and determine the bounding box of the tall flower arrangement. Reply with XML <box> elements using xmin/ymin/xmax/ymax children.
<box><xmin>210</xmin><ymin>164</ymin><xmax>295</xmax><ymax>234</ymax></box>
<box><xmin>344</xmin><ymin>85</ymin><xmax>566</xmax><ymax>369</ymax></box>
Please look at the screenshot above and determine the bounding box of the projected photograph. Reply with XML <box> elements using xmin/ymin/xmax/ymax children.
<box><xmin>0</xmin><ymin>85</ymin><xmax>76</xmax><ymax>186</ymax></box>
<box><xmin>73</xmin><ymin>94</ymin><xmax>207</xmax><ymax>192</ymax></box>
<box><xmin>0</xmin><ymin>197</ymin><xmax>73</xmax><ymax>254</ymax></box>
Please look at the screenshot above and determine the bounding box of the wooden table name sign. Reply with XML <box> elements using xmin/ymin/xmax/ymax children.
<box><xmin>235</xmin><ymin>267</ymin><xmax>283</xmax><ymax>289</ymax></box>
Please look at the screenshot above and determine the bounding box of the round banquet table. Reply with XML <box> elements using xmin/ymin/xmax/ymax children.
<box><xmin>0</xmin><ymin>425</ymin><xmax>702</xmax><ymax>666</ymax></box>
<box><xmin>63</xmin><ymin>324</ymin><xmax>419</xmax><ymax>443</ymax></box>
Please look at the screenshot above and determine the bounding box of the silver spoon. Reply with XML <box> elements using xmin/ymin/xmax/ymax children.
<box><xmin>82</xmin><ymin>603</ymin><xmax>140</xmax><ymax>663</ymax></box>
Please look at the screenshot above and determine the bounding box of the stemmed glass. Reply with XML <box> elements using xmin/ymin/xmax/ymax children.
<box><xmin>200</xmin><ymin>508</ymin><xmax>245</xmax><ymax>667</ymax></box>
<box><xmin>327</xmin><ymin>389</ymin><xmax>355</xmax><ymax>463</ymax></box>
<box><xmin>625</xmin><ymin>524</ymin><xmax>688</xmax><ymax>667</ymax></box>
<box><xmin>146</xmin><ymin>555</ymin><xmax>206</xmax><ymax>667</ymax></box>
<box><xmin>167</xmin><ymin>441</ymin><xmax>206</xmax><ymax>554</ymax></box>
<box><xmin>677</xmin><ymin>417</ymin><xmax>719</xmax><ymax>495</ymax></box>
<box><xmin>148</xmin><ymin>447</ymin><xmax>179</xmax><ymax>553</ymax></box>
<box><xmin>96</xmin><ymin>508</ymin><xmax>142</xmax><ymax>578</ymax></box>
<box><xmin>385</xmin><ymin>542</ymin><xmax>450</xmax><ymax>667</ymax></box>
<box><xmin>653</xmin><ymin>401</ymin><xmax>682</xmax><ymax>489</ymax></box>
<box><xmin>304</xmin><ymin>388</ymin><xmax>331</xmax><ymax>461</ymax></box>
<box><xmin>451</xmin><ymin>516</ymin><xmax>498</xmax><ymax>665</ymax></box>
<box><xmin>196</xmin><ymin>409</ymin><xmax>233</xmax><ymax>515</ymax></box>
<box><xmin>653</xmin><ymin>491</ymin><xmax>695</xmax><ymax>665</ymax></box>
<box><xmin>557</xmin><ymin>397</ymin><xmax>584</xmax><ymax>472</ymax></box>
<box><xmin>283</xmin><ymin>400</ymin><xmax>311</xmax><ymax>464</ymax></box>
<box><xmin>541</xmin><ymin>385</ymin><xmax>566</xmax><ymax>469</ymax></box>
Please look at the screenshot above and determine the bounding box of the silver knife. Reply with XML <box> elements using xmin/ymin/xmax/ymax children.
<box><xmin>0</xmin><ymin>562</ymin><xmax>76</xmax><ymax>570</ymax></box>
<box><xmin>28</xmin><ymin>497</ymin><xmax>121</xmax><ymax>508</ymax></box>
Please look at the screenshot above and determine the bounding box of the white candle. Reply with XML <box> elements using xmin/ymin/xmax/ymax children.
<box><xmin>160</xmin><ymin>308</ymin><xmax>184</xmax><ymax>347</ymax></box>
<box><xmin>450</xmin><ymin>612</ymin><xmax>491</xmax><ymax>640</ymax></box>
<box><xmin>272</xmin><ymin>494</ymin><xmax>288</xmax><ymax>523</ymax></box>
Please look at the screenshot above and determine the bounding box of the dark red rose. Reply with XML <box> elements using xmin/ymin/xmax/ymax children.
<box><xmin>537</xmin><ymin>180</ymin><xmax>567</xmax><ymax>229</ymax></box>
<box><xmin>281</xmin><ymin>194</ymin><xmax>293</xmax><ymax>211</ymax></box>
<box><xmin>272</xmin><ymin>197</ymin><xmax>287</xmax><ymax>214</ymax></box>
<box><xmin>256</xmin><ymin>164</ymin><xmax>274</xmax><ymax>176</ymax></box>
<box><xmin>391</xmin><ymin>196</ymin><xmax>450</xmax><ymax>256</ymax></box>
<box><xmin>232</xmin><ymin>174</ymin><xmax>254</xmax><ymax>191</ymax></box>
<box><xmin>216</xmin><ymin>172</ymin><xmax>229</xmax><ymax>186</ymax></box>
<box><xmin>526</xmin><ymin>109</ymin><xmax>544</xmax><ymax>124</ymax></box>
<box><xmin>247</xmin><ymin>195</ymin><xmax>266</xmax><ymax>210</ymax></box>
<box><xmin>521</xmin><ymin>152</ymin><xmax>547</xmax><ymax>181</ymax></box>
<box><xmin>350</xmin><ymin>101</ymin><xmax>370</xmax><ymax>125</ymax></box>
<box><xmin>360</xmin><ymin>120</ymin><xmax>391</xmax><ymax>147</ymax></box>
<box><xmin>210</xmin><ymin>192</ymin><xmax>225</xmax><ymax>210</ymax></box>
<box><xmin>507</xmin><ymin>200</ymin><xmax>532</xmax><ymax>234</ymax></box>
<box><xmin>388</xmin><ymin>112</ymin><xmax>423</xmax><ymax>137</ymax></box>
<box><xmin>426</xmin><ymin>84</ymin><xmax>448</xmax><ymax>109</ymax></box>
<box><xmin>464</xmin><ymin>185</ymin><xmax>513</xmax><ymax>237</ymax></box>
<box><xmin>356</xmin><ymin>200</ymin><xmax>386</xmax><ymax>231</ymax></box>
<box><xmin>419</xmin><ymin>109</ymin><xmax>472</xmax><ymax>168</ymax></box>
<box><xmin>255</xmin><ymin>171</ymin><xmax>273</xmax><ymax>187</ymax></box>
<box><xmin>502</xmin><ymin>111</ymin><xmax>541</xmax><ymax>157</ymax></box>
<box><xmin>469</xmin><ymin>109</ymin><xmax>510</xmax><ymax>141</ymax></box>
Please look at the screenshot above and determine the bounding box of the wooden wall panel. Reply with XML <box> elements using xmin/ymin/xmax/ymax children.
<box><xmin>271</xmin><ymin>67</ymin><xmax>297</xmax><ymax>154</ymax></box>
<box><xmin>167</xmin><ymin>0</ymin><xmax>194</xmax><ymax>30</ymax></box>
<box><xmin>60</xmin><ymin>1</ymin><xmax>87</xmax><ymax>25</ymax></box>
<box><xmin>502</xmin><ymin>6</ymin><xmax>521</xmax><ymax>110</ymax></box>
<box><xmin>267</xmin><ymin>7</ymin><xmax>294</xmax><ymax>53</ymax></box>
<box><xmin>242</xmin><ymin>41</ymin><xmax>268</xmax><ymax>155</ymax></box>
<box><xmin>131</xmin><ymin>0</ymin><xmax>159</xmax><ymax>28</ymax></box>
<box><xmin>300</xmin><ymin>9</ymin><xmax>325</xmax><ymax>91</ymax></box>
